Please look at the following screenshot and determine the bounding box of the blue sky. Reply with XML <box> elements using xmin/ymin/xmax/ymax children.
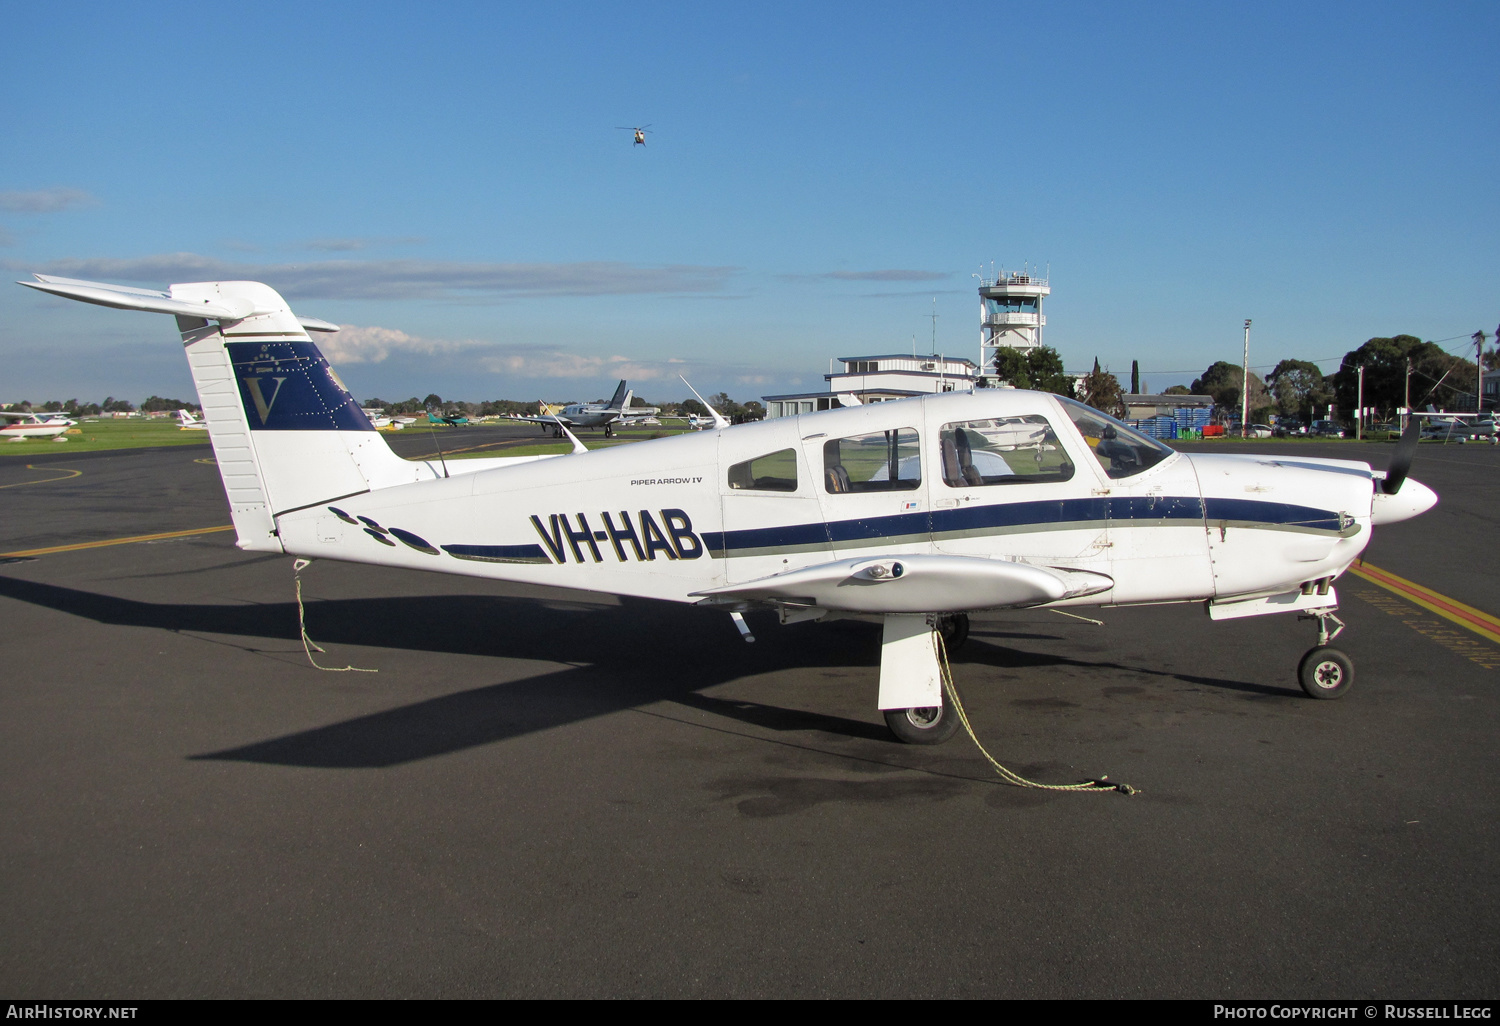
<box><xmin>2</xmin><ymin>1</ymin><xmax>1496</xmax><ymax>405</ymax></box>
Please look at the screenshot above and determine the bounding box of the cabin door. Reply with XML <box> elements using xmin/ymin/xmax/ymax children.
<box><xmin>718</xmin><ymin>431</ymin><xmax>832</xmax><ymax>584</ymax></box>
<box><xmin>927</xmin><ymin>410</ymin><xmax>1112</xmax><ymax>569</ymax></box>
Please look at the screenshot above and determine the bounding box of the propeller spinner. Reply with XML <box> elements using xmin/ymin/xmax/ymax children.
<box><xmin>1371</xmin><ymin>419</ymin><xmax>1437</xmax><ymax>524</ymax></box>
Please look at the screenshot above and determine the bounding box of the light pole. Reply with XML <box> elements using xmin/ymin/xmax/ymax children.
<box><xmin>1476</xmin><ymin>331</ymin><xmax>1489</xmax><ymax>416</ymax></box>
<box><xmin>1241</xmin><ymin>319</ymin><xmax>1251</xmax><ymax>438</ymax></box>
<box><xmin>1356</xmin><ymin>364</ymin><xmax>1364</xmax><ymax>441</ymax></box>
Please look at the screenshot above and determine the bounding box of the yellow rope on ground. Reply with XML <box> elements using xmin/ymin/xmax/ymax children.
<box><xmin>933</xmin><ymin>629</ymin><xmax>1134</xmax><ymax>795</ymax></box>
<box><xmin>293</xmin><ymin>559</ymin><xmax>378</xmax><ymax>673</ymax></box>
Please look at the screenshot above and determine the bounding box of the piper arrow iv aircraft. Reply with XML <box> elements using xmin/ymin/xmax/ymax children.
<box><xmin>18</xmin><ymin>273</ymin><xmax>1440</xmax><ymax>745</ymax></box>
<box><xmin>518</xmin><ymin>381</ymin><xmax>634</xmax><ymax>438</ymax></box>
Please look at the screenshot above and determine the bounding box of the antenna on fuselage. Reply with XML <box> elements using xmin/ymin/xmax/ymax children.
<box><xmin>558</xmin><ymin>422</ymin><xmax>589</xmax><ymax>455</ymax></box>
<box><xmin>679</xmin><ymin>374</ymin><xmax>730</xmax><ymax>429</ymax></box>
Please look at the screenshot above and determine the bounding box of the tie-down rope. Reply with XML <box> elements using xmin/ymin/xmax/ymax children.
<box><xmin>293</xmin><ymin>559</ymin><xmax>378</xmax><ymax>673</ymax></box>
<box><xmin>933</xmin><ymin>629</ymin><xmax>1134</xmax><ymax>794</ymax></box>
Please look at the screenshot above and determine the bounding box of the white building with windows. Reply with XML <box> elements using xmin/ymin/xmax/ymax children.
<box><xmin>763</xmin><ymin>353</ymin><xmax>977</xmax><ymax>419</ymax></box>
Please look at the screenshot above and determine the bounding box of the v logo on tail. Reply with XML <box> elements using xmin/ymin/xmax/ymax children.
<box><xmin>242</xmin><ymin>376</ymin><xmax>287</xmax><ymax>424</ymax></box>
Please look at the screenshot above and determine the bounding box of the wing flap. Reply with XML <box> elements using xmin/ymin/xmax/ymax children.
<box><xmin>692</xmin><ymin>554</ymin><xmax>1113</xmax><ymax>613</ymax></box>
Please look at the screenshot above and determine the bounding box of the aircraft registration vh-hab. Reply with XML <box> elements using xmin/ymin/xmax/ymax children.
<box><xmin>18</xmin><ymin>274</ymin><xmax>1440</xmax><ymax>753</ymax></box>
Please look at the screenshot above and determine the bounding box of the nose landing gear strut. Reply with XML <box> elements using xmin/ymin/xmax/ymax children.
<box><xmin>1296</xmin><ymin>610</ymin><xmax>1353</xmax><ymax>699</ymax></box>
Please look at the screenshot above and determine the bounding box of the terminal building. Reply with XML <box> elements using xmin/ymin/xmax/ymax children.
<box><xmin>762</xmin><ymin>353</ymin><xmax>976</xmax><ymax>419</ymax></box>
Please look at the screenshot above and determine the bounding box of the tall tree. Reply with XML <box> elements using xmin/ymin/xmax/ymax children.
<box><xmin>1026</xmin><ymin>346</ymin><xmax>1076</xmax><ymax>398</ymax></box>
<box><xmin>990</xmin><ymin>345</ymin><xmax>1074</xmax><ymax>397</ymax></box>
<box><xmin>1330</xmin><ymin>335</ymin><xmax>1478</xmax><ymax>416</ymax></box>
<box><xmin>1191</xmin><ymin>362</ymin><xmax>1269</xmax><ymax>419</ymax></box>
<box><xmin>1078</xmin><ymin>362</ymin><xmax>1125</xmax><ymax>418</ymax></box>
<box><xmin>1265</xmin><ymin>359</ymin><xmax>1330</xmax><ymax>420</ymax></box>
<box><xmin>1130</xmin><ymin>360</ymin><xmax>1140</xmax><ymax>395</ymax></box>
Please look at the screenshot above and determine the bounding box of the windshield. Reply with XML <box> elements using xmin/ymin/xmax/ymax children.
<box><xmin>1057</xmin><ymin>397</ymin><xmax>1175</xmax><ymax>479</ymax></box>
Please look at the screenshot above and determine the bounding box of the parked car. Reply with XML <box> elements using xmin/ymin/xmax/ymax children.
<box><xmin>1310</xmin><ymin>420</ymin><xmax>1346</xmax><ymax>438</ymax></box>
<box><xmin>1274</xmin><ymin>418</ymin><xmax>1306</xmax><ymax>437</ymax></box>
<box><xmin>1247</xmin><ymin>423</ymin><xmax>1274</xmax><ymax>438</ymax></box>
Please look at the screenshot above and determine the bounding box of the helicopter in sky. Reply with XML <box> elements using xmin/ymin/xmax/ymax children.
<box><xmin>617</xmin><ymin>125</ymin><xmax>651</xmax><ymax>146</ymax></box>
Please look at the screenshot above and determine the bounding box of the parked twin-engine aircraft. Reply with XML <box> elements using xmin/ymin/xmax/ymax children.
<box><xmin>18</xmin><ymin>273</ymin><xmax>1440</xmax><ymax>745</ymax></box>
<box><xmin>518</xmin><ymin>381</ymin><xmax>634</xmax><ymax>437</ymax></box>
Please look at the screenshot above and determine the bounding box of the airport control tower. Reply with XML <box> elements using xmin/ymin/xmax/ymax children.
<box><xmin>978</xmin><ymin>268</ymin><xmax>1049</xmax><ymax>375</ymax></box>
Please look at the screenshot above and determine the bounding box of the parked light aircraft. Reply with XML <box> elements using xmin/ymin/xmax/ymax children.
<box><xmin>1</xmin><ymin>410</ymin><xmax>74</xmax><ymax>439</ymax></box>
<box><xmin>427</xmin><ymin>410</ymin><xmax>469</xmax><ymax>427</ymax></box>
<box><xmin>518</xmin><ymin>381</ymin><xmax>634</xmax><ymax>438</ymax></box>
<box><xmin>176</xmin><ymin>408</ymin><xmax>208</xmax><ymax>430</ymax></box>
<box><xmin>17</xmin><ymin>273</ymin><xmax>1441</xmax><ymax>745</ymax></box>
<box><xmin>1416</xmin><ymin>406</ymin><xmax>1494</xmax><ymax>441</ymax></box>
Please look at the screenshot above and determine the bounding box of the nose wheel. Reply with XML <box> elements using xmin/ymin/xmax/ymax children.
<box><xmin>1297</xmin><ymin>610</ymin><xmax>1352</xmax><ymax>699</ymax></box>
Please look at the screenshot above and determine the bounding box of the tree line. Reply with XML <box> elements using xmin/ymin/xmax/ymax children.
<box><xmin>992</xmin><ymin>329</ymin><xmax>1496</xmax><ymax>425</ymax></box>
<box><xmin>0</xmin><ymin>396</ymin><xmax>197</xmax><ymax>415</ymax></box>
<box><xmin>1188</xmin><ymin>334</ymin><xmax>1492</xmax><ymax>424</ymax></box>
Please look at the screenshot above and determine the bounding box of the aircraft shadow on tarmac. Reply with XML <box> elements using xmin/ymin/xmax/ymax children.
<box><xmin>0</xmin><ymin>574</ymin><xmax>1287</xmax><ymax>768</ymax></box>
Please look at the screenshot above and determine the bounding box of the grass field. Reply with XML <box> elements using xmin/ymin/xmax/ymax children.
<box><xmin>0</xmin><ymin>418</ymin><xmax>210</xmax><ymax>457</ymax></box>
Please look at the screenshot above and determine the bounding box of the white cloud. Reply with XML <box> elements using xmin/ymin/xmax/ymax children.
<box><xmin>314</xmin><ymin>326</ymin><xmax>785</xmax><ymax>387</ymax></box>
<box><xmin>822</xmin><ymin>269</ymin><xmax>950</xmax><ymax>282</ymax></box>
<box><xmin>9</xmin><ymin>253</ymin><xmax>737</xmax><ymax>299</ymax></box>
<box><xmin>317</xmin><ymin>324</ymin><xmax>469</xmax><ymax>365</ymax></box>
<box><xmin>0</xmin><ymin>188</ymin><xmax>98</xmax><ymax>213</ymax></box>
<box><xmin>477</xmin><ymin>350</ymin><xmax>681</xmax><ymax>381</ymax></box>
<box><xmin>303</xmin><ymin>236</ymin><xmax>425</xmax><ymax>252</ymax></box>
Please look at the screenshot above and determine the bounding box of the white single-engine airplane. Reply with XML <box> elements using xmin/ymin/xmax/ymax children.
<box><xmin>18</xmin><ymin>274</ymin><xmax>1440</xmax><ymax>745</ymax></box>
<box><xmin>1</xmin><ymin>409</ymin><xmax>75</xmax><ymax>439</ymax></box>
<box><xmin>518</xmin><ymin>382</ymin><xmax>634</xmax><ymax>438</ymax></box>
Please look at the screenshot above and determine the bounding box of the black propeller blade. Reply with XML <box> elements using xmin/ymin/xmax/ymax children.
<box><xmin>1380</xmin><ymin>419</ymin><xmax>1421</xmax><ymax>495</ymax></box>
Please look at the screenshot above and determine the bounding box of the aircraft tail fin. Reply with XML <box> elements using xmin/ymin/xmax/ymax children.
<box><xmin>16</xmin><ymin>274</ymin><xmax>441</xmax><ymax>552</ymax></box>
<box><xmin>606</xmin><ymin>380</ymin><xmax>629</xmax><ymax>411</ymax></box>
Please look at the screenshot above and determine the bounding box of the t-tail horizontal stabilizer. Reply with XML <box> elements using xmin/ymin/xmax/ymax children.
<box><xmin>18</xmin><ymin>275</ymin><xmax>340</xmax><ymax>332</ymax></box>
<box><xmin>15</xmin><ymin>274</ymin><xmax>443</xmax><ymax>553</ymax></box>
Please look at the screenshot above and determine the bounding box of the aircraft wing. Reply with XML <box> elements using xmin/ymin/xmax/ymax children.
<box><xmin>693</xmin><ymin>554</ymin><xmax>1113</xmax><ymax>614</ymax></box>
<box><xmin>515</xmin><ymin>414</ymin><xmax>575</xmax><ymax>428</ymax></box>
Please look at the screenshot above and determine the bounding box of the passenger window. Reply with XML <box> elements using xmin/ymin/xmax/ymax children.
<box><xmin>1058</xmin><ymin>398</ymin><xmax>1174</xmax><ymax>479</ymax></box>
<box><xmin>727</xmin><ymin>448</ymin><xmax>798</xmax><ymax>491</ymax></box>
<box><xmin>940</xmin><ymin>417</ymin><xmax>1074</xmax><ymax>487</ymax></box>
<box><xmin>823</xmin><ymin>429</ymin><xmax>920</xmax><ymax>493</ymax></box>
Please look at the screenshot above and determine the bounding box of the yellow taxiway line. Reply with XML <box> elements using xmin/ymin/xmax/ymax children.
<box><xmin>0</xmin><ymin>464</ymin><xmax>83</xmax><ymax>489</ymax></box>
<box><xmin>0</xmin><ymin>525</ymin><xmax>234</xmax><ymax>559</ymax></box>
<box><xmin>1348</xmin><ymin>561</ymin><xmax>1500</xmax><ymax>646</ymax></box>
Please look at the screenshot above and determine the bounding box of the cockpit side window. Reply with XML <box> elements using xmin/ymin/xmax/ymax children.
<box><xmin>727</xmin><ymin>448</ymin><xmax>798</xmax><ymax>492</ymax></box>
<box><xmin>1058</xmin><ymin>397</ymin><xmax>1174</xmax><ymax>479</ymax></box>
<box><xmin>823</xmin><ymin>429</ymin><xmax>920</xmax><ymax>493</ymax></box>
<box><xmin>939</xmin><ymin>416</ymin><xmax>1074</xmax><ymax>487</ymax></box>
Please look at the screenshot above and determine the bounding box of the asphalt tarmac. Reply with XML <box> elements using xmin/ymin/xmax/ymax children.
<box><xmin>2</xmin><ymin>433</ymin><xmax>1497</xmax><ymax>998</ymax></box>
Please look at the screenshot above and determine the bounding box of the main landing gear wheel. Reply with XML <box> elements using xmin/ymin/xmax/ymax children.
<box><xmin>1298</xmin><ymin>646</ymin><xmax>1354</xmax><ymax>700</ymax></box>
<box><xmin>884</xmin><ymin>690</ymin><xmax>962</xmax><ymax>745</ymax></box>
<box><xmin>935</xmin><ymin>613</ymin><xmax>970</xmax><ymax>652</ymax></box>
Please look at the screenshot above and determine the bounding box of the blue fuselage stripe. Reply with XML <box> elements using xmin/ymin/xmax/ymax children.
<box><xmin>698</xmin><ymin>494</ymin><xmax>1343</xmax><ymax>556</ymax></box>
